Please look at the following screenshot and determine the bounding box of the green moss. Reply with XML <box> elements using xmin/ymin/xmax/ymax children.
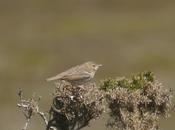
<box><xmin>100</xmin><ymin>78</ymin><xmax>118</xmax><ymax>91</ymax></box>
<box><xmin>100</xmin><ymin>71</ymin><xmax>155</xmax><ymax>91</ymax></box>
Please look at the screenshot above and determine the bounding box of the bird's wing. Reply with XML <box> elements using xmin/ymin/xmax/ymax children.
<box><xmin>60</xmin><ymin>72</ymin><xmax>91</xmax><ymax>81</ymax></box>
<box><xmin>46</xmin><ymin>65</ymin><xmax>82</xmax><ymax>82</ymax></box>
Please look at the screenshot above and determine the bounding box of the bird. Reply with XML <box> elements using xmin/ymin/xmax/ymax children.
<box><xmin>46</xmin><ymin>61</ymin><xmax>102</xmax><ymax>85</ymax></box>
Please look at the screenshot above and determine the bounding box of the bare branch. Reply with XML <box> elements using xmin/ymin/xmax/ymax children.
<box><xmin>38</xmin><ymin>111</ymin><xmax>48</xmax><ymax>125</ymax></box>
<box><xmin>17</xmin><ymin>89</ymin><xmax>49</xmax><ymax>130</ymax></box>
<box><xmin>22</xmin><ymin>118</ymin><xmax>30</xmax><ymax>130</ymax></box>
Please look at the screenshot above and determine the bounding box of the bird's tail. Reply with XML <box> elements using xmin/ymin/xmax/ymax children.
<box><xmin>46</xmin><ymin>76</ymin><xmax>59</xmax><ymax>82</ymax></box>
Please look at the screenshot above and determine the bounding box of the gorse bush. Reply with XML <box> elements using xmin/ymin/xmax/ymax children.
<box><xmin>47</xmin><ymin>81</ymin><xmax>104</xmax><ymax>130</ymax></box>
<box><xmin>17</xmin><ymin>71</ymin><xmax>174</xmax><ymax>130</ymax></box>
<box><xmin>101</xmin><ymin>71</ymin><xmax>173</xmax><ymax>130</ymax></box>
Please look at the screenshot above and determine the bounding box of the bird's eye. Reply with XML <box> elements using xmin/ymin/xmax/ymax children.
<box><xmin>92</xmin><ymin>64</ymin><xmax>96</xmax><ymax>67</ymax></box>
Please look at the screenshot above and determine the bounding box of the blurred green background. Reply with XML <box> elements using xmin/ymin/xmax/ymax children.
<box><xmin>0</xmin><ymin>0</ymin><xmax>175</xmax><ymax>130</ymax></box>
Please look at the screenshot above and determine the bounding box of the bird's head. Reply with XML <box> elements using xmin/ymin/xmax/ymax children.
<box><xmin>85</xmin><ymin>61</ymin><xmax>102</xmax><ymax>71</ymax></box>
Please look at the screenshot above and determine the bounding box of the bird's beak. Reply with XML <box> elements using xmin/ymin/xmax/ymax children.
<box><xmin>98</xmin><ymin>64</ymin><xmax>102</xmax><ymax>67</ymax></box>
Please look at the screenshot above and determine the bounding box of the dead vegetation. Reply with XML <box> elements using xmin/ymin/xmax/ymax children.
<box><xmin>17</xmin><ymin>71</ymin><xmax>174</xmax><ymax>130</ymax></box>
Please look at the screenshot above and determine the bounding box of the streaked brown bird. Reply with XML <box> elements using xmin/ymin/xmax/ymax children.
<box><xmin>46</xmin><ymin>61</ymin><xmax>102</xmax><ymax>85</ymax></box>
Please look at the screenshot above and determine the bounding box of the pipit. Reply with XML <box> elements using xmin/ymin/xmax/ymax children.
<box><xmin>46</xmin><ymin>61</ymin><xmax>102</xmax><ymax>85</ymax></box>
